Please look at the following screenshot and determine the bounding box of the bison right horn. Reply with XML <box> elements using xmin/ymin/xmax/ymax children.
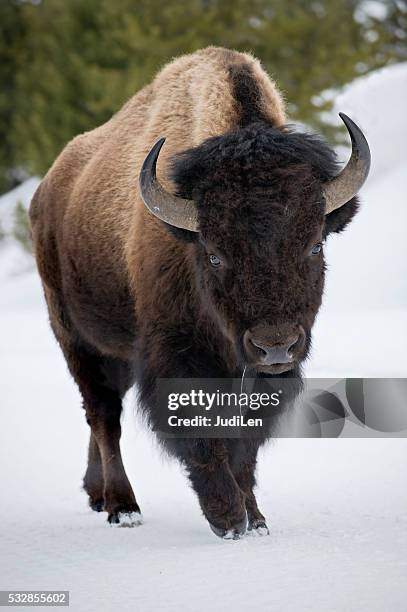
<box><xmin>322</xmin><ymin>113</ymin><xmax>371</xmax><ymax>214</ymax></box>
<box><xmin>139</xmin><ymin>138</ymin><xmax>199</xmax><ymax>232</ymax></box>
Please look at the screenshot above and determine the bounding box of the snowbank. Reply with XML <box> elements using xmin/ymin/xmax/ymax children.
<box><xmin>307</xmin><ymin>62</ymin><xmax>407</xmax><ymax>376</ymax></box>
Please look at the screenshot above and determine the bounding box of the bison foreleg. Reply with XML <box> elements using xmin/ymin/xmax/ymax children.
<box><xmin>83</xmin><ymin>432</ymin><xmax>104</xmax><ymax>512</ymax></box>
<box><xmin>228</xmin><ymin>439</ymin><xmax>269</xmax><ymax>536</ymax></box>
<box><xmin>182</xmin><ymin>439</ymin><xmax>248</xmax><ymax>539</ymax></box>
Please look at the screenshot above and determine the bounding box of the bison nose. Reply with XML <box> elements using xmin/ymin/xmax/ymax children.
<box><xmin>243</xmin><ymin>331</ymin><xmax>300</xmax><ymax>366</ymax></box>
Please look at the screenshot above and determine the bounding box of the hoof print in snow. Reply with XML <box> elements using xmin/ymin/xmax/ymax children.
<box><xmin>108</xmin><ymin>511</ymin><xmax>143</xmax><ymax>528</ymax></box>
<box><xmin>247</xmin><ymin>520</ymin><xmax>270</xmax><ymax>537</ymax></box>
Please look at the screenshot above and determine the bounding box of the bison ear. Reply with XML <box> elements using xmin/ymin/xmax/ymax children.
<box><xmin>323</xmin><ymin>195</ymin><xmax>359</xmax><ymax>238</ymax></box>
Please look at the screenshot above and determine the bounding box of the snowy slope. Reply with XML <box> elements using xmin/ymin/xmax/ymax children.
<box><xmin>0</xmin><ymin>65</ymin><xmax>406</xmax><ymax>612</ymax></box>
<box><xmin>306</xmin><ymin>62</ymin><xmax>407</xmax><ymax>376</ymax></box>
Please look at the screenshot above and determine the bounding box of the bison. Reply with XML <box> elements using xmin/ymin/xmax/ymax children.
<box><xmin>30</xmin><ymin>47</ymin><xmax>370</xmax><ymax>539</ymax></box>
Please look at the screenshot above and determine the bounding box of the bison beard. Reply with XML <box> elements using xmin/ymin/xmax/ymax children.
<box><xmin>29</xmin><ymin>47</ymin><xmax>369</xmax><ymax>539</ymax></box>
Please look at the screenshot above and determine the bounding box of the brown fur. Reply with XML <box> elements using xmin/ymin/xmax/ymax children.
<box><xmin>30</xmin><ymin>47</ymin><xmax>357</xmax><ymax>536</ymax></box>
<box><xmin>30</xmin><ymin>47</ymin><xmax>285</xmax><ymax>362</ymax></box>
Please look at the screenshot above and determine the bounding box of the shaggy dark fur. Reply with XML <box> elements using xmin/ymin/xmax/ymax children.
<box><xmin>228</xmin><ymin>63</ymin><xmax>269</xmax><ymax>126</ymax></box>
<box><xmin>167</xmin><ymin>121</ymin><xmax>357</xmax><ymax>358</ymax></box>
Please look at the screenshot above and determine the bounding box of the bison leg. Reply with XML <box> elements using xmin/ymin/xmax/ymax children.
<box><xmin>181</xmin><ymin>440</ymin><xmax>248</xmax><ymax>539</ymax></box>
<box><xmin>83</xmin><ymin>432</ymin><xmax>104</xmax><ymax>512</ymax></box>
<box><xmin>229</xmin><ymin>440</ymin><xmax>269</xmax><ymax>536</ymax></box>
<box><xmin>83</xmin><ymin>389</ymin><xmax>142</xmax><ymax>527</ymax></box>
<box><xmin>43</xmin><ymin>287</ymin><xmax>141</xmax><ymax>525</ymax></box>
<box><xmin>75</xmin><ymin>350</ymin><xmax>141</xmax><ymax>527</ymax></box>
<box><xmin>57</xmin><ymin>338</ymin><xmax>141</xmax><ymax>525</ymax></box>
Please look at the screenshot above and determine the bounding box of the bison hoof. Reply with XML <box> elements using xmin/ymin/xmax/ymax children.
<box><xmin>209</xmin><ymin>511</ymin><xmax>248</xmax><ymax>540</ymax></box>
<box><xmin>108</xmin><ymin>511</ymin><xmax>143</xmax><ymax>528</ymax></box>
<box><xmin>247</xmin><ymin>518</ymin><xmax>269</xmax><ymax>536</ymax></box>
<box><xmin>89</xmin><ymin>498</ymin><xmax>104</xmax><ymax>513</ymax></box>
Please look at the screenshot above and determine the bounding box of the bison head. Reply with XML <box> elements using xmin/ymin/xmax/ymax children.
<box><xmin>139</xmin><ymin>115</ymin><xmax>370</xmax><ymax>375</ymax></box>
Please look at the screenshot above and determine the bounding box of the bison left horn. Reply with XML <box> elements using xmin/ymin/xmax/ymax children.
<box><xmin>322</xmin><ymin>113</ymin><xmax>371</xmax><ymax>214</ymax></box>
<box><xmin>139</xmin><ymin>137</ymin><xmax>199</xmax><ymax>232</ymax></box>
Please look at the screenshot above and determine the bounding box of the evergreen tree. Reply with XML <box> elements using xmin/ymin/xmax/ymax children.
<box><xmin>0</xmin><ymin>0</ymin><xmax>26</xmax><ymax>192</ymax></box>
<box><xmin>12</xmin><ymin>200</ymin><xmax>32</xmax><ymax>253</ymax></box>
<box><xmin>0</xmin><ymin>0</ymin><xmax>406</xmax><ymax>191</ymax></box>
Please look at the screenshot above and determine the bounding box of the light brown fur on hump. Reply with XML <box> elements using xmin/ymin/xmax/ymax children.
<box><xmin>30</xmin><ymin>47</ymin><xmax>286</xmax><ymax>345</ymax></box>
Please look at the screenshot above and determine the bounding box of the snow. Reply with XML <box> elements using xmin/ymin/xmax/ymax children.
<box><xmin>306</xmin><ymin>61</ymin><xmax>407</xmax><ymax>377</ymax></box>
<box><xmin>110</xmin><ymin>511</ymin><xmax>144</xmax><ymax>527</ymax></box>
<box><xmin>0</xmin><ymin>65</ymin><xmax>406</xmax><ymax>611</ymax></box>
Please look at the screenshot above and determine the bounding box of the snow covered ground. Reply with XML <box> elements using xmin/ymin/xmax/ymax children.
<box><xmin>0</xmin><ymin>64</ymin><xmax>406</xmax><ymax>611</ymax></box>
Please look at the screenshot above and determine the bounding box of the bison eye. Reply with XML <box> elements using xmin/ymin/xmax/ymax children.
<box><xmin>310</xmin><ymin>243</ymin><xmax>322</xmax><ymax>255</ymax></box>
<box><xmin>209</xmin><ymin>254</ymin><xmax>222</xmax><ymax>268</ymax></box>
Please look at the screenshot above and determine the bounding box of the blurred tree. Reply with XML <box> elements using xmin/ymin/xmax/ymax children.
<box><xmin>0</xmin><ymin>0</ymin><xmax>27</xmax><ymax>192</ymax></box>
<box><xmin>364</xmin><ymin>0</ymin><xmax>407</xmax><ymax>62</ymax></box>
<box><xmin>0</xmin><ymin>0</ymin><xmax>406</xmax><ymax>191</ymax></box>
<box><xmin>12</xmin><ymin>200</ymin><xmax>32</xmax><ymax>253</ymax></box>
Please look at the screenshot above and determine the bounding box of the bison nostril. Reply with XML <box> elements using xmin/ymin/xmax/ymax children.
<box><xmin>287</xmin><ymin>335</ymin><xmax>300</xmax><ymax>356</ymax></box>
<box><xmin>250</xmin><ymin>338</ymin><xmax>268</xmax><ymax>358</ymax></box>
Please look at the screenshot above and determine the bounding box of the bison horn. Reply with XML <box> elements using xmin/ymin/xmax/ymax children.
<box><xmin>322</xmin><ymin>113</ymin><xmax>371</xmax><ymax>214</ymax></box>
<box><xmin>139</xmin><ymin>138</ymin><xmax>199</xmax><ymax>232</ymax></box>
